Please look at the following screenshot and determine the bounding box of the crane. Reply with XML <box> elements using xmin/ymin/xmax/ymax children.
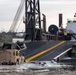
<box><xmin>9</xmin><ymin>0</ymin><xmax>42</xmax><ymax>41</ymax></box>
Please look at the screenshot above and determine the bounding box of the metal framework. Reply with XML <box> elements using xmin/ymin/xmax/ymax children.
<box><xmin>25</xmin><ymin>0</ymin><xmax>41</xmax><ymax>41</ymax></box>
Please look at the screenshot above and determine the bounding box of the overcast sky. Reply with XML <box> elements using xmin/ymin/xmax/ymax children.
<box><xmin>0</xmin><ymin>0</ymin><xmax>76</xmax><ymax>32</ymax></box>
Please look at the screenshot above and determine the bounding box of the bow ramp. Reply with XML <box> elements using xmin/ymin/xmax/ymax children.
<box><xmin>22</xmin><ymin>41</ymin><xmax>75</xmax><ymax>62</ymax></box>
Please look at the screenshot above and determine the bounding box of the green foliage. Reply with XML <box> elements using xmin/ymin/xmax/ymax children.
<box><xmin>0</xmin><ymin>33</ymin><xmax>12</xmax><ymax>43</ymax></box>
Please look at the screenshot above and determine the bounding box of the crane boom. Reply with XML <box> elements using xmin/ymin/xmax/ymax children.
<box><xmin>9</xmin><ymin>0</ymin><xmax>25</xmax><ymax>32</ymax></box>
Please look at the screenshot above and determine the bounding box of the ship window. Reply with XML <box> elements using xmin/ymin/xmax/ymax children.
<box><xmin>16</xmin><ymin>51</ymin><xmax>19</xmax><ymax>56</ymax></box>
<box><xmin>13</xmin><ymin>51</ymin><xmax>15</xmax><ymax>56</ymax></box>
<box><xmin>2</xmin><ymin>43</ymin><xmax>11</xmax><ymax>49</ymax></box>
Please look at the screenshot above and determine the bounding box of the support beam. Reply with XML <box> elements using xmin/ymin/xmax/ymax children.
<box><xmin>24</xmin><ymin>0</ymin><xmax>41</xmax><ymax>41</ymax></box>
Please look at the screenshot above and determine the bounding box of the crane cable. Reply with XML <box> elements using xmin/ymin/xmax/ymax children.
<box><xmin>9</xmin><ymin>0</ymin><xmax>25</xmax><ymax>32</ymax></box>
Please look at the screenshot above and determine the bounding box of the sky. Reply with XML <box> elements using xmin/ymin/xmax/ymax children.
<box><xmin>0</xmin><ymin>0</ymin><xmax>76</xmax><ymax>32</ymax></box>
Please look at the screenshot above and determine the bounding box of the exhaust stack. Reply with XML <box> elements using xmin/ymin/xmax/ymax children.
<box><xmin>42</xmin><ymin>14</ymin><xmax>46</xmax><ymax>33</ymax></box>
<box><xmin>59</xmin><ymin>14</ymin><xmax>63</xmax><ymax>27</ymax></box>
